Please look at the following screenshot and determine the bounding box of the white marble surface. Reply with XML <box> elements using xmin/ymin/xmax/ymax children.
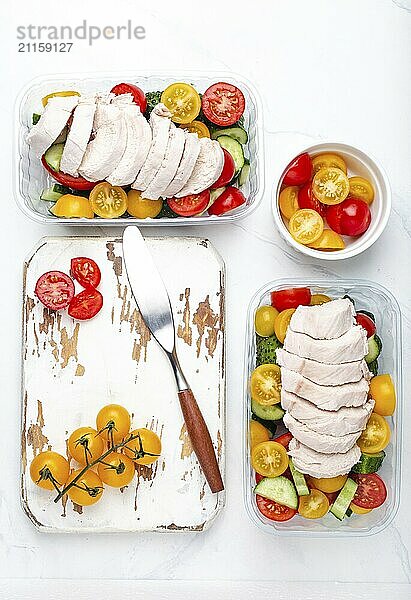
<box><xmin>1</xmin><ymin>0</ymin><xmax>411</xmax><ymax>597</ymax></box>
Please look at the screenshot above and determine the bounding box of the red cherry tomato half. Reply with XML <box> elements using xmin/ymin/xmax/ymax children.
<box><xmin>355</xmin><ymin>313</ymin><xmax>376</xmax><ymax>338</ymax></box>
<box><xmin>273</xmin><ymin>432</ymin><xmax>293</xmax><ymax>450</ymax></box>
<box><xmin>271</xmin><ymin>288</ymin><xmax>311</xmax><ymax>312</ymax></box>
<box><xmin>283</xmin><ymin>153</ymin><xmax>312</xmax><ymax>186</ymax></box>
<box><xmin>201</xmin><ymin>82</ymin><xmax>245</xmax><ymax>127</ymax></box>
<box><xmin>255</xmin><ymin>473</ymin><xmax>264</xmax><ymax>484</ymax></box>
<box><xmin>326</xmin><ymin>198</ymin><xmax>371</xmax><ymax>236</ymax></box>
<box><xmin>68</xmin><ymin>288</ymin><xmax>103</xmax><ymax>321</ymax></box>
<box><xmin>35</xmin><ymin>271</ymin><xmax>75</xmax><ymax>311</ymax></box>
<box><xmin>298</xmin><ymin>182</ymin><xmax>325</xmax><ymax>217</ymax></box>
<box><xmin>352</xmin><ymin>473</ymin><xmax>387</xmax><ymax>509</ymax></box>
<box><xmin>256</xmin><ymin>494</ymin><xmax>297</xmax><ymax>522</ymax></box>
<box><xmin>167</xmin><ymin>190</ymin><xmax>210</xmax><ymax>217</ymax></box>
<box><xmin>211</xmin><ymin>149</ymin><xmax>236</xmax><ymax>189</ymax></box>
<box><xmin>41</xmin><ymin>156</ymin><xmax>98</xmax><ymax>191</ymax></box>
<box><xmin>208</xmin><ymin>186</ymin><xmax>246</xmax><ymax>216</ymax></box>
<box><xmin>70</xmin><ymin>257</ymin><xmax>101</xmax><ymax>289</ymax></box>
<box><xmin>110</xmin><ymin>83</ymin><xmax>147</xmax><ymax>113</ymax></box>
<box><xmin>323</xmin><ymin>491</ymin><xmax>338</xmax><ymax>505</ymax></box>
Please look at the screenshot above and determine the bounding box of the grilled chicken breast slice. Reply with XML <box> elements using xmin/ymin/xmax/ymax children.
<box><xmin>283</xmin><ymin>325</ymin><xmax>368</xmax><ymax>364</ymax></box>
<box><xmin>163</xmin><ymin>132</ymin><xmax>201</xmax><ymax>198</ymax></box>
<box><xmin>284</xmin><ymin>413</ymin><xmax>362</xmax><ymax>454</ymax></box>
<box><xmin>143</xmin><ymin>127</ymin><xmax>186</xmax><ymax>200</ymax></box>
<box><xmin>289</xmin><ymin>298</ymin><xmax>356</xmax><ymax>340</ymax></box>
<box><xmin>288</xmin><ymin>438</ymin><xmax>361</xmax><ymax>478</ymax></box>
<box><xmin>60</xmin><ymin>96</ymin><xmax>96</xmax><ymax>177</ymax></box>
<box><xmin>174</xmin><ymin>138</ymin><xmax>224</xmax><ymax>197</ymax></box>
<box><xmin>27</xmin><ymin>95</ymin><xmax>79</xmax><ymax>158</ymax></box>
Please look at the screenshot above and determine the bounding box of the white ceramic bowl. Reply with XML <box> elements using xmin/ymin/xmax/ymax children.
<box><xmin>272</xmin><ymin>142</ymin><xmax>392</xmax><ymax>261</ymax></box>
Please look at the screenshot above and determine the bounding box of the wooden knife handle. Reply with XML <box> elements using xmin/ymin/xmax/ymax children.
<box><xmin>178</xmin><ymin>388</ymin><xmax>224</xmax><ymax>493</ymax></box>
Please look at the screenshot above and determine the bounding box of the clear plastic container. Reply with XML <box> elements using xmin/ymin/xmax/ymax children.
<box><xmin>14</xmin><ymin>72</ymin><xmax>264</xmax><ymax>226</ymax></box>
<box><xmin>243</xmin><ymin>278</ymin><xmax>402</xmax><ymax>536</ymax></box>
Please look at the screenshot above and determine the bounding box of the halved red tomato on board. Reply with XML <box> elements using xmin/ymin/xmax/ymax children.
<box><xmin>201</xmin><ymin>82</ymin><xmax>245</xmax><ymax>127</ymax></box>
<box><xmin>273</xmin><ymin>432</ymin><xmax>293</xmax><ymax>450</ymax></box>
<box><xmin>68</xmin><ymin>288</ymin><xmax>103</xmax><ymax>320</ymax></box>
<box><xmin>283</xmin><ymin>153</ymin><xmax>312</xmax><ymax>186</ymax></box>
<box><xmin>208</xmin><ymin>186</ymin><xmax>246</xmax><ymax>216</ymax></box>
<box><xmin>355</xmin><ymin>313</ymin><xmax>376</xmax><ymax>338</ymax></box>
<box><xmin>41</xmin><ymin>156</ymin><xmax>97</xmax><ymax>191</ymax></box>
<box><xmin>256</xmin><ymin>494</ymin><xmax>297</xmax><ymax>522</ymax></box>
<box><xmin>110</xmin><ymin>83</ymin><xmax>147</xmax><ymax>113</ymax></box>
<box><xmin>271</xmin><ymin>288</ymin><xmax>311</xmax><ymax>312</ymax></box>
<box><xmin>298</xmin><ymin>182</ymin><xmax>325</xmax><ymax>217</ymax></box>
<box><xmin>211</xmin><ymin>149</ymin><xmax>235</xmax><ymax>189</ymax></box>
<box><xmin>35</xmin><ymin>271</ymin><xmax>75</xmax><ymax>311</ymax></box>
<box><xmin>70</xmin><ymin>257</ymin><xmax>101</xmax><ymax>289</ymax></box>
<box><xmin>167</xmin><ymin>190</ymin><xmax>210</xmax><ymax>217</ymax></box>
<box><xmin>351</xmin><ymin>473</ymin><xmax>387</xmax><ymax>509</ymax></box>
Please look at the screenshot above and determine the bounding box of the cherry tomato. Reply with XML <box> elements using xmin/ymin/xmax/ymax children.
<box><xmin>279</xmin><ymin>186</ymin><xmax>299</xmax><ymax>220</ymax></box>
<box><xmin>201</xmin><ymin>82</ymin><xmax>245</xmax><ymax>127</ymax></box>
<box><xmin>68</xmin><ymin>427</ymin><xmax>104</xmax><ymax>465</ymax></box>
<box><xmin>352</xmin><ymin>473</ymin><xmax>387</xmax><ymax>509</ymax></box>
<box><xmin>369</xmin><ymin>374</ymin><xmax>396</xmax><ymax>416</ymax></box>
<box><xmin>308</xmin><ymin>475</ymin><xmax>348</xmax><ymax>493</ymax></box>
<box><xmin>357</xmin><ymin>413</ymin><xmax>390</xmax><ymax>453</ymax></box>
<box><xmin>211</xmin><ymin>149</ymin><xmax>235</xmax><ymax>189</ymax></box>
<box><xmin>251</xmin><ymin>441</ymin><xmax>289</xmax><ymax>477</ymax></box>
<box><xmin>254</xmin><ymin>305</ymin><xmax>279</xmax><ymax>337</ymax></box>
<box><xmin>274</xmin><ymin>308</ymin><xmax>296</xmax><ymax>344</ymax></box>
<box><xmin>250</xmin><ymin>364</ymin><xmax>282</xmax><ymax>406</ymax></box>
<box><xmin>355</xmin><ymin>313</ymin><xmax>376</xmax><ymax>338</ymax></box>
<box><xmin>123</xmin><ymin>428</ymin><xmax>162</xmax><ymax>465</ymax></box>
<box><xmin>41</xmin><ymin>156</ymin><xmax>97</xmax><ymax>191</ymax></box>
<box><xmin>282</xmin><ymin>153</ymin><xmax>312</xmax><ymax>186</ymax></box>
<box><xmin>50</xmin><ymin>194</ymin><xmax>94</xmax><ymax>219</ymax></box>
<box><xmin>97</xmin><ymin>452</ymin><xmax>135</xmax><ymax>488</ymax></box>
<box><xmin>298</xmin><ymin>488</ymin><xmax>329</xmax><ymax>519</ymax></box>
<box><xmin>127</xmin><ymin>190</ymin><xmax>162</xmax><ymax>219</ymax></box>
<box><xmin>273</xmin><ymin>432</ymin><xmax>293</xmax><ymax>450</ymax></box>
<box><xmin>89</xmin><ymin>182</ymin><xmax>128</xmax><ymax>219</ymax></box>
<box><xmin>180</xmin><ymin>120</ymin><xmax>210</xmax><ymax>138</ymax></box>
<box><xmin>167</xmin><ymin>190</ymin><xmax>210</xmax><ymax>217</ymax></box>
<box><xmin>42</xmin><ymin>90</ymin><xmax>80</xmax><ymax>107</ymax></box>
<box><xmin>326</xmin><ymin>198</ymin><xmax>371</xmax><ymax>236</ymax></box>
<box><xmin>68</xmin><ymin>288</ymin><xmax>103</xmax><ymax>320</ymax></box>
<box><xmin>298</xmin><ymin>182</ymin><xmax>325</xmax><ymax>217</ymax></box>
<box><xmin>289</xmin><ymin>209</ymin><xmax>324</xmax><ymax>245</ymax></box>
<box><xmin>35</xmin><ymin>271</ymin><xmax>75</xmax><ymax>311</ymax></box>
<box><xmin>208</xmin><ymin>186</ymin><xmax>246</xmax><ymax>216</ymax></box>
<box><xmin>66</xmin><ymin>469</ymin><xmax>104</xmax><ymax>506</ymax></box>
<box><xmin>110</xmin><ymin>83</ymin><xmax>147</xmax><ymax>113</ymax></box>
<box><xmin>30</xmin><ymin>451</ymin><xmax>70</xmax><ymax>490</ymax></box>
<box><xmin>96</xmin><ymin>404</ymin><xmax>131</xmax><ymax>445</ymax></box>
<box><xmin>348</xmin><ymin>176</ymin><xmax>374</xmax><ymax>205</ymax></box>
<box><xmin>256</xmin><ymin>494</ymin><xmax>297</xmax><ymax>522</ymax></box>
<box><xmin>161</xmin><ymin>83</ymin><xmax>201</xmax><ymax>124</ymax></box>
<box><xmin>312</xmin><ymin>167</ymin><xmax>350</xmax><ymax>205</ymax></box>
<box><xmin>249</xmin><ymin>420</ymin><xmax>271</xmax><ymax>450</ymax></box>
<box><xmin>307</xmin><ymin>229</ymin><xmax>345</xmax><ymax>251</ymax></box>
<box><xmin>70</xmin><ymin>257</ymin><xmax>101</xmax><ymax>289</ymax></box>
<box><xmin>255</xmin><ymin>473</ymin><xmax>264</xmax><ymax>484</ymax></box>
<box><xmin>271</xmin><ymin>287</ymin><xmax>311</xmax><ymax>311</ymax></box>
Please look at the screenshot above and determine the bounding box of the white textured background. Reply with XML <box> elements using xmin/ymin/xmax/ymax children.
<box><xmin>1</xmin><ymin>0</ymin><xmax>410</xmax><ymax>598</ymax></box>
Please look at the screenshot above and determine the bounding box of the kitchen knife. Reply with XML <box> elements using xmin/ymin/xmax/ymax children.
<box><xmin>122</xmin><ymin>226</ymin><xmax>224</xmax><ymax>494</ymax></box>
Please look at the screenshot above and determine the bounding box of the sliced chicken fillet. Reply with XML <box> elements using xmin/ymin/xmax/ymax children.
<box><xmin>163</xmin><ymin>132</ymin><xmax>201</xmax><ymax>198</ymax></box>
<box><xmin>283</xmin><ymin>325</ymin><xmax>368</xmax><ymax>364</ymax></box>
<box><xmin>60</xmin><ymin>96</ymin><xmax>96</xmax><ymax>177</ymax></box>
<box><xmin>288</xmin><ymin>438</ymin><xmax>361</xmax><ymax>478</ymax></box>
<box><xmin>175</xmin><ymin>138</ymin><xmax>224</xmax><ymax>197</ymax></box>
<box><xmin>289</xmin><ymin>298</ymin><xmax>356</xmax><ymax>339</ymax></box>
<box><xmin>143</xmin><ymin>128</ymin><xmax>186</xmax><ymax>200</ymax></box>
<box><xmin>27</xmin><ymin>95</ymin><xmax>79</xmax><ymax>158</ymax></box>
<box><xmin>284</xmin><ymin>412</ymin><xmax>362</xmax><ymax>454</ymax></box>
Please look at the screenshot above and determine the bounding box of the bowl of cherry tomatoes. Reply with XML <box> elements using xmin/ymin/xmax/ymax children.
<box><xmin>273</xmin><ymin>142</ymin><xmax>391</xmax><ymax>260</ymax></box>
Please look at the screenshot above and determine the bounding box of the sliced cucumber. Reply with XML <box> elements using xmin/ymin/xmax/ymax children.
<box><xmin>211</xmin><ymin>126</ymin><xmax>248</xmax><ymax>145</ymax></box>
<box><xmin>238</xmin><ymin>160</ymin><xmax>250</xmax><ymax>186</ymax></box>
<box><xmin>368</xmin><ymin>360</ymin><xmax>379</xmax><ymax>376</ymax></box>
<box><xmin>352</xmin><ymin>451</ymin><xmax>385</xmax><ymax>474</ymax></box>
<box><xmin>52</xmin><ymin>183</ymin><xmax>71</xmax><ymax>195</ymax></box>
<box><xmin>40</xmin><ymin>187</ymin><xmax>63</xmax><ymax>202</ymax></box>
<box><xmin>365</xmin><ymin>334</ymin><xmax>382</xmax><ymax>364</ymax></box>
<box><xmin>254</xmin><ymin>476</ymin><xmax>298</xmax><ymax>510</ymax></box>
<box><xmin>251</xmin><ymin>414</ymin><xmax>277</xmax><ymax>436</ymax></box>
<box><xmin>44</xmin><ymin>143</ymin><xmax>65</xmax><ymax>172</ymax></box>
<box><xmin>330</xmin><ymin>478</ymin><xmax>358</xmax><ymax>521</ymax></box>
<box><xmin>32</xmin><ymin>113</ymin><xmax>41</xmax><ymax>125</ymax></box>
<box><xmin>251</xmin><ymin>399</ymin><xmax>285</xmax><ymax>421</ymax></box>
<box><xmin>289</xmin><ymin>458</ymin><xmax>310</xmax><ymax>496</ymax></box>
<box><xmin>217</xmin><ymin>135</ymin><xmax>245</xmax><ymax>174</ymax></box>
<box><xmin>209</xmin><ymin>187</ymin><xmax>226</xmax><ymax>203</ymax></box>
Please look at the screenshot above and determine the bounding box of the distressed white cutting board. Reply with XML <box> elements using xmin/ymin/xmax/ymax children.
<box><xmin>21</xmin><ymin>236</ymin><xmax>225</xmax><ymax>533</ymax></box>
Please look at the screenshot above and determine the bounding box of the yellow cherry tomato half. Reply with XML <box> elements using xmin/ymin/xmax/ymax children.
<box><xmin>50</xmin><ymin>194</ymin><xmax>94</xmax><ymax>218</ymax></box>
<box><xmin>279</xmin><ymin>186</ymin><xmax>300</xmax><ymax>220</ymax></box>
<box><xmin>66</xmin><ymin>469</ymin><xmax>104</xmax><ymax>506</ymax></box>
<box><xmin>312</xmin><ymin>167</ymin><xmax>350</xmax><ymax>205</ymax></box>
<box><xmin>298</xmin><ymin>489</ymin><xmax>330</xmax><ymax>519</ymax></box>
<box><xmin>308</xmin><ymin>229</ymin><xmax>345</xmax><ymax>251</ymax></box>
<box><xmin>349</xmin><ymin>176</ymin><xmax>375</xmax><ymax>205</ymax></box>
<box><xmin>30</xmin><ymin>451</ymin><xmax>70</xmax><ymax>490</ymax></box>
<box><xmin>127</xmin><ymin>189</ymin><xmax>162</xmax><ymax>219</ymax></box>
<box><xmin>254</xmin><ymin>305</ymin><xmax>279</xmax><ymax>337</ymax></box>
<box><xmin>251</xmin><ymin>441</ymin><xmax>289</xmax><ymax>477</ymax></box>
<box><xmin>310</xmin><ymin>293</ymin><xmax>332</xmax><ymax>305</ymax></box>
<box><xmin>89</xmin><ymin>182</ymin><xmax>127</xmax><ymax>219</ymax></box>
<box><xmin>249</xmin><ymin>420</ymin><xmax>271</xmax><ymax>450</ymax></box>
<box><xmin>123</xmin><ymin>428</ymin><xmax>162</xmax><ymax>466</ymax></box>
<box><xmin>309</xmin><ymin>474</ymin><xmax>348</xmax><ymax>493</ymax></box>
<box><xmin>350</xmin><ymin>502</ymin><xmax>372</xmax><ymax>515</ymax></box>
<box><xmin>161</xmin><ymin>83</ymin><xmax>201</xmax><ymax>124</ymax></box>
<box><xmin>369</xmin><ymin>374</ymin><xmax>396</xmax><ymax>416</ymax></box>
<box><xmin>250</xmin><ymin>364</ymin><xmax>282</xmax><ymax>406</ymax></box>
<box><xmin>42</xmin><ymin>90</ymin><xmax>80</xmax><ymax>107</ymax></box>
<box><xmin>97</xmin><ymin>452</ymin><xmax>135</xmax><ymax>488</ymax></box>
<box><xmin>96</xmin><ymin>404</ymin><xmax>131</xmax><ymax>444</ymax></box>
<box><xmin>274</xmin><ymin>308</ymin><xmax>296</xmax><ymax>344</ymax></box>
<box><xmin>312</xmin><ymin>153</ymin><xmax>347</xmax><ymax>174</ymax></box>
<box><xmin>68</xmin><ymin>427</ymin><xmax>104</xmax><ymax>465</ymax></box>
<box><xmin>180</xmin><ymin>120</ymin><xmax>210</xmax><ymax>138</ymax></box>
<box><xmin>289</xmin><ymin>209</ymin><xmax>324</xmax><ymax>245</ymax></box>
<box><xmin>357</xmin><ymin>413</ymin><xmax>391</xmax><ymax>454</ymax></box>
